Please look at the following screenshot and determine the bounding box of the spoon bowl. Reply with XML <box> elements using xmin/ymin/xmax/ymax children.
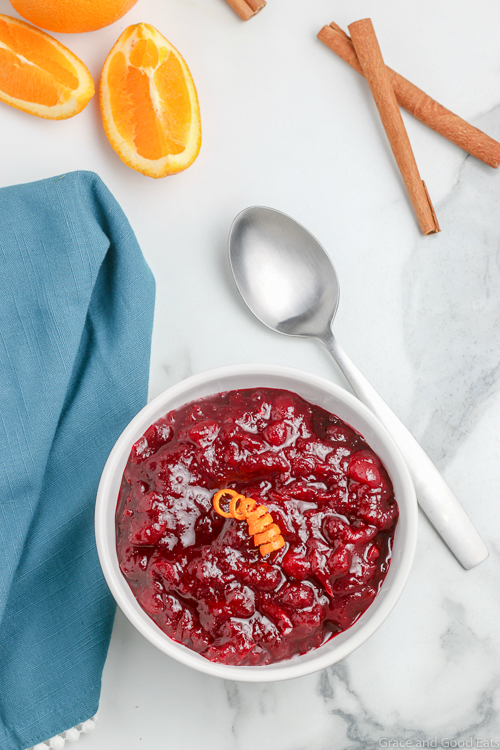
<box><xmin>229</xmin><ymin>207</ymin><xmax>339</xmax><ymax>338</ymax></box>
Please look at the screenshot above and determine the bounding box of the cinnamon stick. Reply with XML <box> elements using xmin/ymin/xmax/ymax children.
<box><xmin>224</xmin><ymin>0</ymin><xmax>266</xmax><ymax>21</ymax></box>
<box><xmin>347</xmin><ymin>19</ymin><xmax>439</xmax><ymax>235</ymax></box>
<box><xmin>318</xmin><ymin>22</ymin><xmax>500</xmax><ymax>169</ymax></box>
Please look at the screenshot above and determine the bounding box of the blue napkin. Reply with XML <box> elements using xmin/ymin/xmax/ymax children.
<box><xmin>0</xmin><ymin>171</ymin><xmax>155</xmax><ymax>750</ymax></box>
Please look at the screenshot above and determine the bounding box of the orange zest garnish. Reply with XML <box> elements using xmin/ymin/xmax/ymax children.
<box><xmin>213</xmin><ymin>489</ymin><xmax>285</xmax><ymax>557</ymax></box>
<box><xmin>100</xmin><ymin>23</ymin><xmax>201</xmax><ymax>178</ymax></box>
<box><xmin>0</xmin><ymin>14</ymin><xmax>94</xmax><ymax>120</ymax></box>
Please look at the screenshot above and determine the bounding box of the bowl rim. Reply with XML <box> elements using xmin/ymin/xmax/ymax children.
<box><xmin>95</xmin><ymin>363</ymin><xmax>418</xmax><ymax>682</ymax></box>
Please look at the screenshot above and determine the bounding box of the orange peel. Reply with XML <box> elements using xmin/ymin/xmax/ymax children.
<box><xmin>213</xmin><ymin>489</ymin><xmax>285</xmax><ymax>557</ymax></box>
<box><xmin>0</xmin><ymin>14</ymin><xmax>94</xmax><ymax>120</ymax></box>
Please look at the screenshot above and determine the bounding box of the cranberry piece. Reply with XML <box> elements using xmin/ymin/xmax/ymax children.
<box><xmin>176</xmin><ymin>608</ymin><xmax>200</xmax><ymax>643</ymax></box>
<box><xmin>189</xmin><ymin>625</ymin><xmax>213</xmax><ymax>651</ymax></box>
<box><xmin>130</xmin><ymin>436</ymin><xmax>150</xmax><ymax>463</ymax></box>
<box><xmin>136</xmin><ymin>491</ymin><xmax>164</xmax><ymax>514</ymax></box>
<box><xmin>146</xmin><ymin>421</ymin><xmax>173</xmax><ymax>447</ymax></box>
<box><xmin>195</xmin><ymin>513</ymin><xmax>223</xmax><ymax>544</ymax></box>
<box><xmin>290</xmin><ymin>603</ymin><xmax>326</xmax><ymax>632</ymax></box>
<box><xmin>260</xmin><ymin>600</ymin><xmax>294</xmax><ymax>636</ymax></box>
<box><xmin>238</xmin><ymin>561</ymin><xmax>282</xmax><ymax>591</ymax></box>
<box><xmin>128</xmin><ymin>519</ymin><xmax>168</xmax><ymax>546</ymax></box>
<box><xmin>328</xmin><ymin>543</ymin><xmax>350</xmax><ymax>579</ymax></box>
<box><xmin>240</xmin><ymin>433</ymin><xmax>267</xmax><ymax>453</ymax></box>
<box><xmin>334</xmin><ymin>557</ymin><xmax>377</xmax><ymax>593</ymax></box>
<box><xmin>351</xmin><ymin>486</ymin><xmax>399</xmax><ymax>530</ymax></box>
<box><xmin>319</xmin><ymin>488</ymin><xmax>349</xmax><ymax>513</ymax></box>
<box><xmin>138</xmin><ymin>587</ymin><xmax>165</xmax><ymax>614</ymax></box>
<box><xmin>205</xmin><ymin>640</ymin><xmax>254</xmax><ymax>666</ymax></box>
<box><xmin>282</xmin><ymin>551</ymin><xmax>311</xmax><ymax>581</ymax></box>
<box><xmin>224</xmin><ymin>447</ymin><xmax>288</xmax><ymax>478</ymax></box>
<box><xmin>323</xmin><ymin>516</ymin><xmax>378</xmax><ymax>546</ymax></box>
<box><xmin>263</xmin><ymin>420</ymin><xmax>288</xmax><ymax>447</ymax></box>
<box><xmin>271</xmin><ymin>394</ymin><xmax>296</xmax><ymax>421</ymax></box>
<box><xmin>119</xmin><ymin>546</ymin><xmax>149</xmax><ymax>582</ymax></box>
<box><xmin>308</xmin><ymin>546</ymin><xmax>335</xmax><ymax>595</ymax></box>
<box><xmin>149</xmin><ymin>556</ymin><xmax>180</xmax><ymax>587</ymax></box>
<box><xmin>348</xmin><ymin>451</ymin><xmax>382</xmax><ymax>488</ymax></box>
<box><xmin>163</xmin><ymin>593</ymin><xmax>183</xmax><ymax>621</ymax></box>
<box><xmin>156</xmin><ymin>532</ymin><xmax>178</xmax><ymax>551</ymax></box>
<box><xmin>251</xmin><ymin>612</ymin><xmax>281</xmax><ymax>645</ymax></box>
<box><xmin>280</xmin><ymin>481</ymin><xmax>322</xmax><ymax>502</ymax></box>
<box><xmin>323</xmin><ymin>516</ymin><xmax>347</xmax><ymax>543</ymax></box>
<box><xmin>218</xmin><ymin>520</ymin><xmax>250</xmax><ymax>551</ymax></box>
<box><xmin>131</xmin><ymin>421</ymin><xmax>173</xmax><ymax>463</ymax></box>
<box><xmin>332</xmin><ymin>587</ymin><xmax>377</xmax><ymax>630</ymax></box>
<box><xmin>188</xmin><ymin>420</ymin><xmax>220</xmax><ymax>447</ymax></box>
<box><xmin>278</xmin><ymin>582</ymin><xmax>315</xmax><ymax>609</ymax></box>
<box><xmin>366</xmin><ymin>544</ymin><xmax>380</xmax><ymax>562</ymax></box>
<box><xmin>289</xmin><ymin>455</ymin><xmax>316</xmax><ymax>479</ymax></box>
<box><xmin>199</xmin><ymin>599</ymin><xmax>234</xmax><ymax>628</ymax></box>
<box><xmin>187</xmin><ymin>548</ymin><xmax>230</xmax><ymax>591</ymax></box>
<box><xmin>224</xmin><ymin>583</ymin><xmax>255</xmax><ymax>618</ymax></box>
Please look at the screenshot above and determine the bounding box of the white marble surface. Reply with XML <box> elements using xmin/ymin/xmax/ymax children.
<box><xmin>2</xmin><ymin>0</ymin><xmax>500</xmax><ymax>746</ymax></box>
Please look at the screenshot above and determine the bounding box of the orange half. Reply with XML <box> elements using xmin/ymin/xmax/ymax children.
<box><xmin>0</xmin><ymin>14</ymin><xmax>94</xmax><ymax>119</ymax></box>
<box><xmin>100</xmin><ymin>24</ymin><xmax>202</xmax><ymax>178</ymax></box>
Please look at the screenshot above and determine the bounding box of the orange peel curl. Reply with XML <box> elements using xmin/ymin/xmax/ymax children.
<box><xmin>212</xmin><ymin>489</ymin><xmax>285</xmax><ymax>557</ymax></box>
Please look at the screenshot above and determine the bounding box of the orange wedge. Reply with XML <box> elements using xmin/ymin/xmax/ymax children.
<box><xmin>100</xmin><ymin>24</ymin><xmax>201</xmax><ymax>178</ymax></box>
<box><xmin>10</xmin><ymin>0</ymin><xmax>139</xmax><ymax>34</ymax></box>
<box><xmin>0</xmin><ymin>14</ymin><xmax>94</xmax><ymax>119</ymax></box>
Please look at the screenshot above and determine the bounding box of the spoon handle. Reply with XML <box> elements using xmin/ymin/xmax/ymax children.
<box><xmin>320</xmin><ymin>331</ymin><xmax>488</xmax><ymax>570</ymax></box>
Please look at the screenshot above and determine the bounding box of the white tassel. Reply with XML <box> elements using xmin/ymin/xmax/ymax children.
<box><xmin>49</xmin><ymin>737</ymin><xmax>65</xmax><ymax>749</ymax></box>
<box><xmin>80</xmin><ymin>720</ymin><xmax>95</xmax><ymax>734</ymax></box>
<box><xmin>27</xmin><ymin>715</ymin><xmax>98</xmax><ymax>750</ymax></box>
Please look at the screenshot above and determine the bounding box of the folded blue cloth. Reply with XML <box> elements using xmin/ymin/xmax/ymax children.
<box><xmin>0</xmin><ymin>171</ymin><xmax>155</xmax><ymax>750</ymax></box>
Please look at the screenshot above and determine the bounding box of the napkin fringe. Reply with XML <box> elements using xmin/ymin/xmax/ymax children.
<box><xmin>29</xmin><ymin>714</ymin><xmax>97</xmax><ymax>750</ymax></box>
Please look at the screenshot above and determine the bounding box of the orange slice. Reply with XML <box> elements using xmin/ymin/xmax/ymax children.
<box><xmin>100</xmin><ymin>24</ymin><xmax>202</xmax><ymax>178</ymax></box>
<box><xmin>10</xmin><ymin>0</ymin><xmax>139</xmax><ymax>34</ymax></box>
<box><xmin>0</xmin><ymin>14</ymin><xmax>94</xmax><ymax>119</ymax></box>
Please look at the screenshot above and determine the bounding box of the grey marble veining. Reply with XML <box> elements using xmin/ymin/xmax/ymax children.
<box><xmin>403</xmin><ymin>106</ymin><xmax>500</xmax><ymax>469</ymax></box>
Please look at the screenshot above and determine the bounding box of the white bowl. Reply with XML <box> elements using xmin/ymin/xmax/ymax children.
<box><xmin>95</xmin><ymin>364</ymin><xmax>417</xmax><ymax>682</ymax></box>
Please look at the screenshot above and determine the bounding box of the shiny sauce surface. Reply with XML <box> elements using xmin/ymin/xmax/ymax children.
<box><xmin>116</xmin><ymin>388</ymin><xmax>399</xmax><ymax>665</ymax></box>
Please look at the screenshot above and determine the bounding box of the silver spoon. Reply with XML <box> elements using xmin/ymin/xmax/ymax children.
<box><xmin>228</xmin><ymin>206</ymin><xmax>488</xmax><ymax>570</ymax></box>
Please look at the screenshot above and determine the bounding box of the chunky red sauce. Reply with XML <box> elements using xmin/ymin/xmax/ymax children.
<box><xmin>116</xmin><ymin>388</ymin><xmax>398</xmax><ymax>665</ymax></box>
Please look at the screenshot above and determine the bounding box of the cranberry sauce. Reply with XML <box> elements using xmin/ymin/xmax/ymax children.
<box><xmin>116</xmin><ymin>388</ymin><xmax>399</xmax><ymax>666</ymax></box>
